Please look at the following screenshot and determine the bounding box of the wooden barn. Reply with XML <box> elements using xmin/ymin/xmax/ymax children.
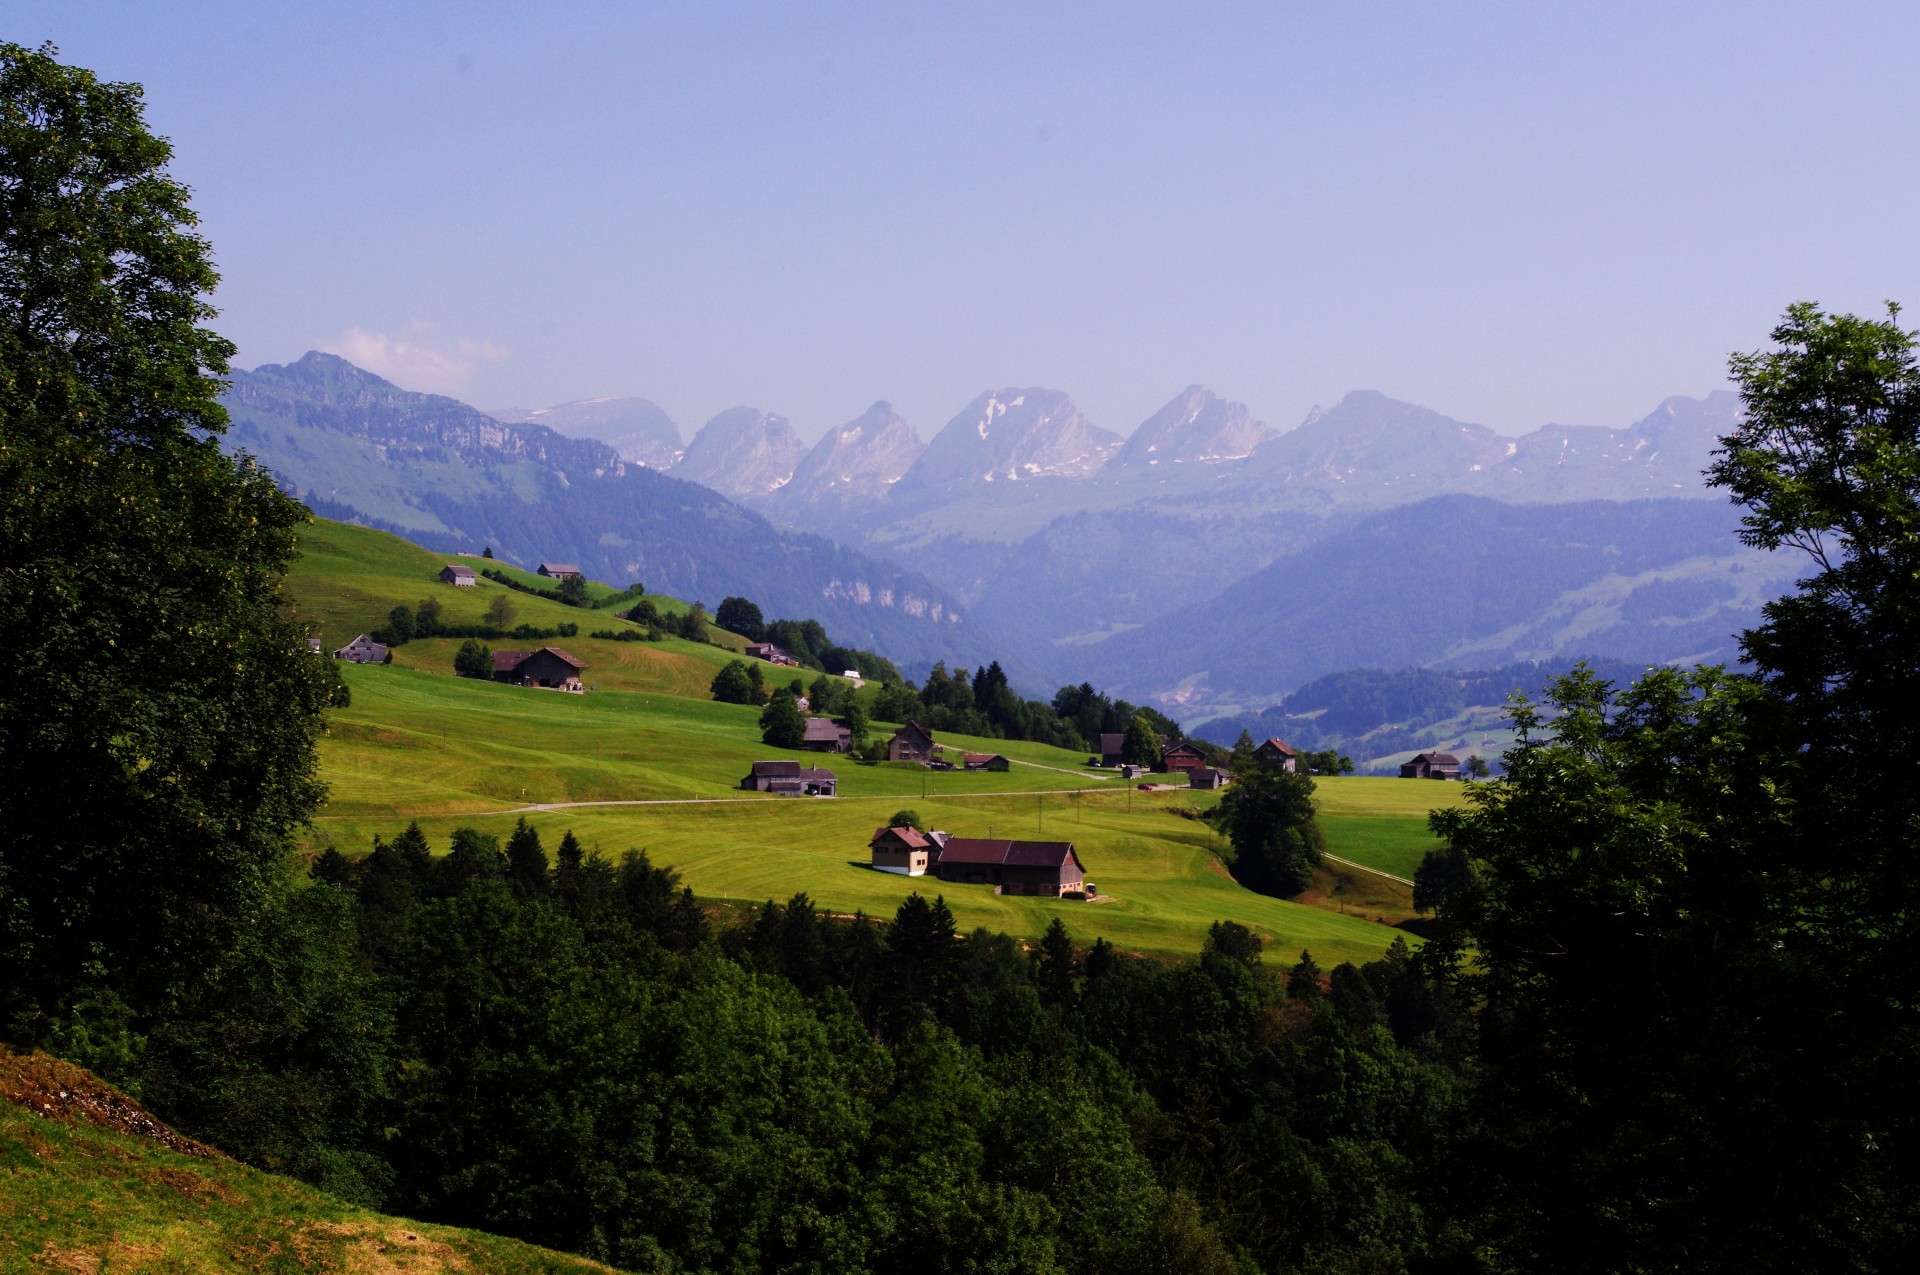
<box><xmin>439</xmin><ymin>563</ymin><xmax>477</xmax><ymax>586</ymax></box>
<box><xmin>1189</xmin><ymin>766</ymin><xmax>1230</xmax><ymax>790</ymax></box>
<box><xmin>930</xmin><ymin>838</ymin><xmax>1086</xmax><ymax>897</ymax></box>
<box><xmin>801</xmin><ymin>717</ymin><xmax>852</xmax><ymax>752</ymax></box>
<box><xmin>745</xmin><ymin>642</ymin><xmax>800</xmax><ymax>666</ymax></box>
<box><xmin>742</xmin><ymin>761</ymin><xmax>838</xmax><ymax>796</ymax></box>
<box><xmin>333</xmin><ymin>633</ymin><xmax>387</xmax><ymax>664</ymax></box>
<box><xmin>1400</xmin><ymin>751</ymin><xmax>1461</xmax><ymax>780</ymax></box>
<box><xmin>963</xmin><ymin>753</ymin><xmax>1011</xmax><ymax>772</ymax></box>
<box><xmin>536</xmin><ymin>562</ymin><xmax>582</xmax><ymax>579</ymax></box>
<box><xmin>492</xmin><ymin>647</ymin><xmax>586</xmax><ymax>691</ymax></box>
<box><xmin>1098</xmin><ymin>733</ymin><xmax>1127</xmax><ymax>767</ymax></box>
<box><xmin>888</xmin><ymin>720</ymin><xmax>937</xmax><ymax>762</ymax></box>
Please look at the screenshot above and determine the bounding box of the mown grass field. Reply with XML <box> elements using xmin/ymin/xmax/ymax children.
<box><xmin>0</xmin><ymin>1050</ymin><xmax>623</xmax><ymax>1274</ymax></box>
<box><xmin>295</xmin><ymin>517</ymin><xmax>1464</xmax><ymax>964</ymax></box>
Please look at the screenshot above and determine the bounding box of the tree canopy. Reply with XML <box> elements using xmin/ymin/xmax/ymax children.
<box><xmin>0</xmin><ymin>42</ymin><xmax>339</xmax><ymax>1029</ymax></box>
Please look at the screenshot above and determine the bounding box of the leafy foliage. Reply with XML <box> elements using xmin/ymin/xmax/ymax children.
<box><xmin>0</xmin><ymin>42</ymin><xmax>339</xmax><ymax>1030</ymax></box>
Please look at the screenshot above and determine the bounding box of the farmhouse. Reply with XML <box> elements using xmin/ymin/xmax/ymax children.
<box><xmin>870</xmin><ymin>825</ymin><xmax>943</xmax><ymax>875</ymax></box>
<box><xmin>1400</xmin><ymin>751</ymin><xmax>1461</xmax><ymax>780</ymax></box>
<box><xmin>1159</xmin><ymin>741</ymin><xmax>1207</xmax><ymax>774</ymax></box>
<box><xmin>439</xmin><ymin>563</ymin><xmax>477</xmax><ymax>587</ymax></box>
<box><xmin>333</xmin><ymin>633</ymin><xmax>387</xmax><ymax>663</ymax></box>
<box><xmin>963</xmin><ymin>753</ymin><xmax>1011</xmax><ymax>772</ymax></box>
<box><xmin>930</xmin><ymin>838</ymin><xmax>1086</xmax><ymax>897</ymax></box>
<box><xmin>888</xmin><ymin>720</ymin><xmax>937</xmax><ymax>762</ymax></box>
<box><xmin>492</xmin><ymin>647</ymin><xmax>587</xmax><ymax>691</ymax></box>
<box><xmin>741</xmin><ymin>761</ymin><xmax>837</xmax><ymax>796</ymax></box>
<box><xmin>536</xmin><ymin>562</ymin><xmax>582</xmax><ymax>579</ymax></box>
<box><xmin>1255</xmin><ymin>738</ymin><xmax>1299</xmax><ymax>772</ymax></box>
<box><xmin>1190</xmin><ymin>766</ymin><xmax>1230</xmax><ymax>790</ymax></box>
<box><xmin>745</xmin><ymin>642</ymin><xmax>800</xmax><ymax>666</ymax></box>
<box><xmin>1098</xmin><ymin>733</ymin><xmax>1126</xmax><ymax>767</ymax></box>
<box><xmin>802</xmin><ymin>717</ymin><xmax>853</xmax><ymax>752</ymax></box>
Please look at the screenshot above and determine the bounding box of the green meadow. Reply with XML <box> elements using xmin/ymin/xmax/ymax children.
<box><xmin>296</xmin><ymin>518</ymin><xmax>1463</xmax><ymax>964</ymax></box>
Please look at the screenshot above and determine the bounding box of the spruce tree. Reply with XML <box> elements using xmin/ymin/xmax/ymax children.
<box><xmin>505</xmin><ymin>818</ymin><xmax>549</xmax><ymax>899</ymax></box>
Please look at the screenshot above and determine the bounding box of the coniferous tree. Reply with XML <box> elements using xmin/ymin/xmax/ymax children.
<box><xmin>1035</xmin><ymin>918</ymin><xmax>1077</xmax><ymax>1011</ymax></box>
<box><xmin>504</xmin><ymin>819</ymin><xmax>548</xmax><ymax>900</ymax></box>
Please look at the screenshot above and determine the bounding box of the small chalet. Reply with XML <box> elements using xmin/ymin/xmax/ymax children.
<box><xmin>1159</xmin><ymin>740</ymin><xmax>1207</xmax><ymax>774</ymax></box>
<box><xmin>931</xmin><ymin>838</ymin><xmax>1086</xmax><ymax>897</ymax></box>
<box><xmin>1098</xmin><ymin>733</ymin><xmax>1127</xmax><ymax>767</ymax></box>
<box><xmin>745</xmin><ymin>642</ymin><xmax>800</xmax><ymax>666</ymax></box>
<box><xmin>333</xmin><ymin>633</ymin><xmax>387</xmax><ymax>664</ymax></box>
<box><xmin>1400</xmin><ymin>751</ymin><xmax>1461</xmax><ymax>780</ymax></box>
<box><xmin>536</xmin><ymin>562</ymin><xmax>583</xmax><ymax>580</ymax></box>
<box><xmin>1255</xmin><ymin>738</ymin><xmax>1299</xmax><ymax>772</ymax></box>
<box><xmin>305</xmin><ymin>637</ymin><xmax>324</xmax><ymax>654</ymax></box>
<box><xmin>492</xmin><ymin>647</ymin><xmax>587</xmax><ymax>691</ymax></box>
<box><xmin>439</xmin><ymin>563</ymin><xmax>478</xmax><ymax>587</ymax></box>
<box><xmin>870</xmin><ymin>825</ymin><xmax>940</xmax><ymax>876</ymax></box>
<box><xmin>802</xmin><ymin>717</ymin><xmax>853</xmax><ymax>752</ymax></box>
<box><xmin>741</xmin><ymin>761</ymin><xmax>837</xmax><ymax>796</ymax></box>
<box><xmin>1190</xmin><ymin>766</ymin><xmax>1230</xmax><ymax>790</ymax></box>
<box><xmin>888</xmin><ymin>720</ymin><xmax>937</xmax><ymax>762</ymax></box>
<box><xmin>963</xmin><ymin>753</ymin><xmax>1011</xmax><ymax>772</ymax></box>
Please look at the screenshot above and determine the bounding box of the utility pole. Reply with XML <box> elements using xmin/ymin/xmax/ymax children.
<box><xmin>1037</xmin><ymin>793</ymin><xmax>1043</xmax><ymax>833</ymax></box>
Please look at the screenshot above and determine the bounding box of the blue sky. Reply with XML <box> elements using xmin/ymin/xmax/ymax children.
<box><xmin>13</xmin><ymin>2</ymin><xmax>1919</xmax><ymax>440</ymax></box>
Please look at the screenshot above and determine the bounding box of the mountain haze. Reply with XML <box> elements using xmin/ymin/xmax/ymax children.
<box><xmin>490</xmin><ymin>396</ymin><xmax>683</xmax><ymax>469</ymax></box>
<box><xmin>900</xmin><ymin>388</ymin><xmax>1123</xmax><ymax>490</ymax></box>
<box><xmin>672</xmin><ymin>407</ymin><xmax>808</xmax><ymax>497</ymax></box>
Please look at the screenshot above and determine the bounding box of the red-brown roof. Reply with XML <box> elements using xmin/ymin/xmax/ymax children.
<box><xmin>1162</xmin><ymin>740</ymin><xmax>1205</xmax><ymax>757</ymax></box>
<box><xmin>1260</xmin><ymin>738</ymin><xmax>1298</xmax><ymax>755</ymax></box>
<box><xmin>492</xmin><ymin>649</ymin><xmax>532</xmax><ymax>672</ymax></box>
<box><xmin>873</xmin><ymin>825</ymin><xmax>931</xmax><ymax>850</ymax></box>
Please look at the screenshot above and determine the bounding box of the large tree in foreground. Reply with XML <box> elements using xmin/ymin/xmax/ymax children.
<box><xmin>0</xmin><ymin>44</ymin><xmax>338</xmax><ymax>1031</ymax></box>
<box><xmin>1422</xmin><ymin>304</ymin><xmax>1920</xmax><ymax>1271</ymax></box>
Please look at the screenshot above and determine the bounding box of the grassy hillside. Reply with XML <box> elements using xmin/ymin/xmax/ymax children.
<box><xmin>0</xmin><ymin>1047</ymin><xmax>624</xmax><ymax>1273</ymax></box>
<box><xmin>295</xmin><ymin>517</ymin><xmax>1462</xmax><ymax>964</ymax></box>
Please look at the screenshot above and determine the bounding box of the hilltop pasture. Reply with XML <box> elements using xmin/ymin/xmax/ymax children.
<box><xmin>296</xmin><ymin>518</ymin><xmax>1460</xmax><ymax>962</ymax></box>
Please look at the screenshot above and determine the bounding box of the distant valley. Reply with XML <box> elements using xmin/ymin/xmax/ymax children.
<box><xmin>225</xmin><ymin>353</ymin><xmax>1783</xmax><ymax>724</ymax></box>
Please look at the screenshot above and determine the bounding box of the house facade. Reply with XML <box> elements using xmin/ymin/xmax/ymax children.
<box><xmin>537</xmin><ymin>562</ymin><xmax>582</xmax><ymax>579</ymax></box>
<box><xmin>1255</xmin><ymin>738</ymin><xmax>1299</xmax><ymax>772</ymax></box>
<box><xmin>439</xmin><ymin>563</ymin><xmax>477</xmax><ymax>586</ymax></box>
<box><xmin>492</xmin><ymin>647</ymin><xmax>587</xmax><ymax>691</ymax></box>
<box><xmin>870</xmin><ymin>826</ymin><xmax>937</xmax><ymax>875</ymax></box>
<box><xmin>333</xmin><ymin>633</ymin><xmax>388</xmax><ymax>663</ymax></box>
<box><xmin>802</xmin><ymin>717</ymin><xmax>852</xmax><ymax>752</ymax></box>
<box><xmin>888</xmin><ymin>720</ymin><xmax>937</xmax><ymax>762</ymax></box>
<box><xmin>1400</xmin><ymin>751</ymin><xmax>1461</xmax><ymax>780</ymax></box>
<box><xmin>1159</xmin><ymin>741</ymin><xmax>1207</xmax><ymax>774</ymax></box>
<box><xmin>930</xmin><ymin>838</ymin><xmax>1086</xmax><ymax>897</ymax></box>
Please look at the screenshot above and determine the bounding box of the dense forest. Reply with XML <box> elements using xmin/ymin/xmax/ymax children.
<box><xmin>4</xmin><ymin>42</ymin><xmax>1918</xmax><ymax>1274</ymax></box>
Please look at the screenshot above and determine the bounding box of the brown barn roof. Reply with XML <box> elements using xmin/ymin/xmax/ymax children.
<box><xmin>803</xmin><ymin>717</ymin><xmax>848</xmax><ymax>741</ymax></box>
<box><xmin>492</xmin><ymin>649</ymin><xmax>532</xmax><ymax>672</ymax></box>
<box><xmin>1414</xmin><ymin>751</ymin><xmax>1460</xmax><ymax>765</ymax></box>
<box><xmin>538</xmin><ymin>562</ymin><xmax>582</xmax><ymax>576</ymax></box>
<box><xmin>749</xmin><ymin>760</ymin><xmax>802</xmax><ymax>778</ymax></box>
<box><xmin>936</xmin><ymin>838</ymin><xmax>1078</xmax><ymax>868</ymax></box>
<box><xmin>1260</xmin><ymin>738</ymin><xmax>1298</xmax><ymax>755</ymax></box>
<box><xmin>873</xmin><ymin>826</ymin><xmax>932</xmax><ymax>850</ymax></box>
<box><xmin>1098</xmin><ymin>733</ymin><xmax>1126</xmax><ymax>755</ymax></box>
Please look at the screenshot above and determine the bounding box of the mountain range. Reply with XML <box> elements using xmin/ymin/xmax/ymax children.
<box><xmin>222</xmin><ymin>352</ymin><xmax>1779</xmax><ymax>720</ymax></box>
<box><xmin>221</xmin><ymin>354</ymin><xmax>989</xmax><ymax>670</ymax></box>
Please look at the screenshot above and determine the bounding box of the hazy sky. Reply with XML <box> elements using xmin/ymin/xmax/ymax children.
<box><xmin>13</xmin><ymin>2</ymin><xmax>1920</xmax><ymax>441</ymax></box>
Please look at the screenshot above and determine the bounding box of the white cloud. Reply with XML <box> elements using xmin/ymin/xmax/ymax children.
<box><xmin>321</xmin><ymin>323</ymin><xmax>506</xmax><ymax>395</ymax></box>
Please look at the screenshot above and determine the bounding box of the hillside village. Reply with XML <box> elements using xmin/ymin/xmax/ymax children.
<box><xmin>286</xmin><ymin>516</ymin><xmax>1460</xmax><ymax>954</ymax></box>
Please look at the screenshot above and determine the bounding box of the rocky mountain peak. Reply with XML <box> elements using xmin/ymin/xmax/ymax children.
<box><xmin>902</xmin><ymin>387</ymin><xmax>1121</xmax><ymax>489</ymax></box>
<box><xmin>672</xmin><ymin>407</ymin><xmax>807</xmax><ymax>497</ymax></box>
<box><xmin>1114</xmin><ymin>386</ymin><xmax>1279</xmax><ymax>466</ymax></box>
<box><xmin>774</xmin><ymin>401</ymin><xmax>926</xmax><ymax>504</ymax></box>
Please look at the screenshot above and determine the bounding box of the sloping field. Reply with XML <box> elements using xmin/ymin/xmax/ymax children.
<box><xmin>0</xmin><ymin>1048</ymin><xmax>624</xmax><ymax>1273</ymax></box>
<box><xmin>295</xmin><ymin>516</ymin><xmax>1455</xmax><ymax>963</ymax></box>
